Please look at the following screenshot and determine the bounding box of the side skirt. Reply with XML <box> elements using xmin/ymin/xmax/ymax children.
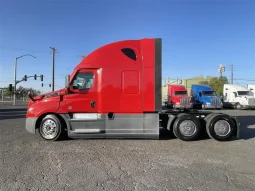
<box><xmin>60</xmin><ymin>113</ymin><xmax>159</xmax><ymax>139</ymax></box>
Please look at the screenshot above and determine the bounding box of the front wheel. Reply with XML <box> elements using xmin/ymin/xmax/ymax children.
<box><xmin>39</xmin><ymin>114</ymin><xmax>65</xmax><ymax>141</ymax></box>
<box><xmin>235</xmin><ymin>103</ymin><xmax>242</xmax><ymax>110</ymax></box>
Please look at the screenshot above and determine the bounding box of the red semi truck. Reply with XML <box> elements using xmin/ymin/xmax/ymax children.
<box><xmin>25</xmin><ymin>38</ymin><xmax>239</xmax><ymax>141</ymax></box>
<box><xmin>164</xmin><ymin>84</ymin><xmax>193</xmax><ymax>109</ymax></box>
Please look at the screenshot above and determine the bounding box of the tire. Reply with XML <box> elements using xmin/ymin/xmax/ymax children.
<box><xmin>173</xmin><ymin>113</ymin><xmax>201</xmax><ymax>141</ymax></box>
<box><xmin>205</xmin><ymin>114</ymin><xmax>236</xmax><ymax>141</ymax></box>
<box><xmin>204</xmin><ymin>113</ymin><xmax>218</xmax><ymax>122</ymax></box>
<box><xmin>39</xmin><ymin>114</ymin><xmax>65</xmax><ymax>141</ymax></box>
<box><xmin>235</xmin><ymin>103</ymin><xmax>242</xmax><ymax>110</ymax></box>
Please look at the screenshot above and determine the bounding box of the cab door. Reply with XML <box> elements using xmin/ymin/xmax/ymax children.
<box><xmin>63</xmin><ymin>68</ymin><xmax>104</xmax><ymax>137</ymax></box>
<box><xmin>65</xmin><ymin>69</ymin><xmax>99</xmax><ymax>112</ymax></box>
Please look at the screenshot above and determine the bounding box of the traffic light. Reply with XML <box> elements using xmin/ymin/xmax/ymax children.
<box><xmin>24</xmin><ymin>75</ymin><xmax>27</xmax><ymax>81</ymax></box>
<box><xmin>49</xmin><ymin>84</ymin><xmax>51</xmax><ymax>87</ymax></box>
<box><xmin>40</xmin><ymin>74</ymin><xmax>43</xmax><ymax>81</ymax></box>
<box><xmin>8</xmin><ymin>84</ymin><xmax>13</xmax><ymax>91</ymax></box>
<box><xmin>34</xmin><ymin>74</ymin><xmax>37</xmax><ymax>80</ymax></box>
<box><xmin>41</xmin><ymin>83</ymin><xmax>43</xmax><ymax>87</ymax></box>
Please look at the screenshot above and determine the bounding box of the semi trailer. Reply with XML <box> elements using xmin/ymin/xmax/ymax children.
<box><xmin>25</xmin><ymin>38</ymin><xmax>239</xmax><ymax>141</ymax></box>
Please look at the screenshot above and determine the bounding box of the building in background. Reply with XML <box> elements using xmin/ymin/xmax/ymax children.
<box><xmin>162</xmin><ymin>75</ymin><xmax>214</xmax><ymax>104</ymax></box>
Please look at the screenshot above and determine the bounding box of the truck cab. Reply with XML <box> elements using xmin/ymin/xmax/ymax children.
<box><xmin>164</xmin><ymin>84</ymin><xmax>192</xmax><ymax>109</ymax></box>
<box><xmin>191</xmin><ymin>84</ymin><xmax>222</xmax><ymax>109</ymax></box>
<box><xmin>223</xmin><ymin>84</ymin><xmax>255</xmax><ymax>109</ymax></box>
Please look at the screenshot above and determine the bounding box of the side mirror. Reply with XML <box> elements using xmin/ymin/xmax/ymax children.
<box><xmin>65</xmin><ymin>75</ymin><xmax>70</xmax><ymax>89</ymax></box>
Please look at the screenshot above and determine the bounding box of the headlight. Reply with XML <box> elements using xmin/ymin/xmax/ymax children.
<box><xmin>27</xmin><ymin>107</ymin><xmax>34</xmax><ymax>113</ymax></box>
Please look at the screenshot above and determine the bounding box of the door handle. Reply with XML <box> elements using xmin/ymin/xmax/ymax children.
<box><xmin>90</xmin><ymin>101</ymin><xmax>96</xmax><ymax>108</ymax></box>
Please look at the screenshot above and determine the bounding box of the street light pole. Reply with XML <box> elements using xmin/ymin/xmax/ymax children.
<box><xmin>13</xmin><ymin>54</ymin><xmax>36</xmax><ymax>105</ymax></box>
<box><xmin>14</xmin><ymin>58</ymin><xmax>17</xmax><ymax>105</ymax></box>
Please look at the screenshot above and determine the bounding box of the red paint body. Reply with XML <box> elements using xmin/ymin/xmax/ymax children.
<box><xmin>166</xmin><ymin>85</ymin><xmax>192</xmax><ymax>108</ymax></box>
<box><xmin>26</xmin><ymin>38</ymin><xmax>161</xmax><ymax>118</ymax></box>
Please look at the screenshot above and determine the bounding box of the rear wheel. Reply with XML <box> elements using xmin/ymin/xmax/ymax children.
<box><xmin>205</xmin><ymin>114</ymin><xmax>236</xmax><ymax>141</ymax></box>
<box><xmin>39</xmin><ymin>114</ymin><xmax>65</xmax><ymax>141</ymax></box>
<box><xmin>173</xmin><ymin>114</ymin><xmax>201</xmax><ymax>141</ymax></box>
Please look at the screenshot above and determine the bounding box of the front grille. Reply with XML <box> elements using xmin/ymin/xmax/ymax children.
<box><xmin>180</xmin><ymin>98</ymin><xmax>190</xmax><ymax>105</ymax></box>
<box><xmin>248</xmin><ymin>98</ymin><xmax>255</xmax><ymax>106</ymax></box>
<box><xmin>211</xmin><ymin>97</ymin><xmax>221</xmax><ymax>107</ymax></box>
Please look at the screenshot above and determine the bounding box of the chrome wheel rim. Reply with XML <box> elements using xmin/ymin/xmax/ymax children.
<box><xmin>179</xmin><ymin>120</ymin><xmax>196</xmax><ymax>136</ymax></box>
<box><xmin>41</xmin><ymin>119</ymin><xmax>58</xmax><ymax>139</ymax></box>
<box><xmin>214</xmin><ymin>120</ymin><xmax>231</xmax><ymax>136</ymax></box>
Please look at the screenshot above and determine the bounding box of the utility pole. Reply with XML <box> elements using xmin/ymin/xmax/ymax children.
<box><xmin>218</xmin><ymin>64</ymin><xmax>225</xmax><ymax>77</ymax></box>
<box><xmin>50</xmin><ymin>47</ymin><xmax>58</xmax><ymax>91</ymax></box>
<box><xmin>81</xmin><ymin>55</ymin><xmax>85</xmax><ymax>60</ymax></box>
<box><xmin>230</xmin><ymin>64</ymin><xmax>234</xmax><ymax>84</ymax></box>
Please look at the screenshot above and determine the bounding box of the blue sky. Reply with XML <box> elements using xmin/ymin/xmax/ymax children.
<box><xmin>0</xmin><ymin>0</ymin><xmax>254</xmax><ymax>93</ymax></box>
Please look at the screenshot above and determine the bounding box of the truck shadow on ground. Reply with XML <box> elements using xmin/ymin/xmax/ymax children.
<box><xmin>235</xmin><ymin>116</ymin><xmax>255</xmax><ymax>140</ymax></box>
<box><xmin>159</xmin><ymin>115</ymin><xmax>255</xmax><ymax>141</ymax></box>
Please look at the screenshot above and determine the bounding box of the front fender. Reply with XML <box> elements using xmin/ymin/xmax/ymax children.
<box><xmin>26</xmin><ymin>97</ymin><xmax>60</xmax><ymax>118</ymax></box>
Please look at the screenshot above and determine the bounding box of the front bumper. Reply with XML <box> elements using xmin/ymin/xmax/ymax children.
<box><xmin>175</xmin><ymin>104</ymin><xmax>193</xmax><ymax>109</ymax></box>
<box><xmin>25</xmin><ymin>117</ymin><xmax>38</xmax><ymax>134</ymax></box>
<box><xmin>204</xmin><ymin>104</ymin><xmax>222</xmax><ymax>109</ymax></box>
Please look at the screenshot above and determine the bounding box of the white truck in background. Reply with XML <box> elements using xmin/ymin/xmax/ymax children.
<box><xmin>223</xmin><ymin>84</ymin><xmax>255</xmax><ymax>109</ymax></box>
<box><xmin>247</xmin><ymin>84</ymin><xmax>255</xmax><ymax>97</ymax></box>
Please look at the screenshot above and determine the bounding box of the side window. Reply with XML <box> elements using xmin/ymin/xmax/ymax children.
<box><xmin>121</xmin><ymin>48</ymin><xmax>137</xmax><ymax>61</ymax></box>
<box><xmin>72</xmin><ymin>72</ymin><xmax>94</xmax><ymax>90</ymax></box>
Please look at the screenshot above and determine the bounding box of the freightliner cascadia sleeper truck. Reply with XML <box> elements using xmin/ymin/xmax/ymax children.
<box><xmin>25</xmin><ymin>38</ymin><xmax>239</xmax><ymax>141</ymax></box>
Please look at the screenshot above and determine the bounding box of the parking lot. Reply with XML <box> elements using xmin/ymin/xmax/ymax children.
<box><xmin>0</xmin><ymin>109</ymin><xmax>255</xmax><ymax>191</ymax></box>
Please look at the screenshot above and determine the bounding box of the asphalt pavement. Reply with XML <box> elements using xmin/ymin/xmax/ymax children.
<box><xmin>0</xmin><ymin>109</ymin><xmax>255</xmax><ymax>190</ymax></box>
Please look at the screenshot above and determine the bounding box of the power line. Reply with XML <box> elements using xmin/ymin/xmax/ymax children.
<box><xmin>0</xmin><ymin>45</ymin><xmax>50</xmax><ymax>54</ymax></box>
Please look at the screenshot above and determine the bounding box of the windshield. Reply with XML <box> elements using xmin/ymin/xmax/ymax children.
<box><xmin>237</xmin><ymin>91</ymin><xmax>250</xmax><ymax>96</ymax></box>
<box><xmin>174</xmin><ymin>91</ymin><xmax>187</xmax><ymax>96</ymax></box>
<box><xmin>202</xmin><ymin>91</ymin><xmax>215</xmax><ymax>96</ymax></box>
